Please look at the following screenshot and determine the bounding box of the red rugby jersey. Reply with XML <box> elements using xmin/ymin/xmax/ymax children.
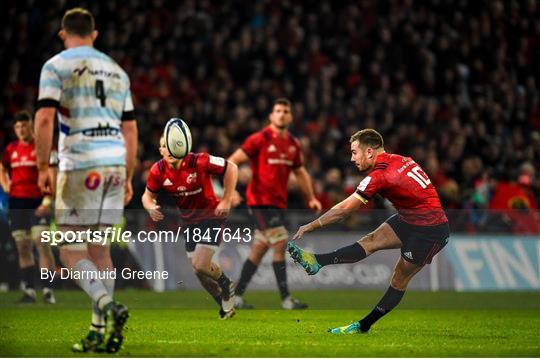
<box><xmin>2</xmin><ymin>140</ymin><xmax>44</xmax><ymax>199</ymax></box>
<box><xmin>354</xmin><ymin>152</ymin><xmax>448</xmax><ymax>226</ymax></box>
<box><xmin>241</xmin><ymin>126</ymin><xmax>303</xmax><ymax>209</ymax></box>
<box><xmin>146</xmin><ymin>152</ymin><xmax>227</xmax><ymax>223</ymax></box>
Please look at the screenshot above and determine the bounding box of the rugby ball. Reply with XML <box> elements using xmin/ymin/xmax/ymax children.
<box><xmin>164</xmin><ymin>118</ymin><xmax>192</xmax><ymax>159</ymax></box>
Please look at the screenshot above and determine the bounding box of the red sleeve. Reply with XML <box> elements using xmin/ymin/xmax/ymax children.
<box><xmin>241</xmin><ymin>132</ymin><xmax>262</xmax><ymax>158</ymax></box>
<box><xmin>292</xmin><ymin>138</ymin><xmax>303</xmax><ymax>168</ymax></box>
<box><xmin>146</xmin><ymin>161</ymin><xmax>163</xmax><ymax>193</ymax></box>
<box><xmin>1</xmin><ymin>143</ymin><xmax>12</xmax><ymax>169</ymax></box>
<box><xmin>197</xmin><ymin>153</ymin><xmax>227</xmax><ymax>176</ymax></box>
<box><xmin>355</xmin><ymin>170</ymin><xmax>386</xmax><ymax>200</ymax></box>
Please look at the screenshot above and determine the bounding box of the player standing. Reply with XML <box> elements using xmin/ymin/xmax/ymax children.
<box><xmin>229</xmin><ymin>98</ymin><xmax>322</xmax><ymax>309</ymax></box>
<box><xmin>0</xmin><ymin>111</ymin><xmax>57</xmax><ymax>304</ymax></box>
<box><xmin>34</xmin><ymin>8</ymin><xmax>138</xmax><ymax>352</ymax></box>
<box><xmin>142</xmin><ymin>128</ymin><xmax>238</xmax><ymax>319</ymax></box>
<box><xmin>288</xmin><ymin>129</ymin><xmax>449</xmax><ymax>333</ymax></box>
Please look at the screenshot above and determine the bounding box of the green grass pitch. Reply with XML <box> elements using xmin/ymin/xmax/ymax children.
<box><xmin>1</xmin><ymin>290</ymin><xmax>539</xmax><ymax>357</ymax></box>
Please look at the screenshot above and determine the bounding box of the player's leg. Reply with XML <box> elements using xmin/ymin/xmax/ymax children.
<box><xmin>32</xmin><ymin>225</ymin><xmax>56</xmax><ymax>304</ymax></box>
<box><xmin>60</xmin><ymin>242</ymin><xmax>114</xmax><ymax>309</ymax></box>
<box><xmin>60</xmin><ymin>239</ymin><xmax>113</xmax><ymax>352</ymax></box>
<box><xmin>288</xmin><ymin>221</ymin><xmax>401</xmax><ymax>275</ymax></box>
<box><xmin>13</xmin><ymin>229</ymin><xmax>36</xmax><ymax>302</ymax></box>
<box><xmin>185</xmin><ymin>239</ymin><xmax>228</xmax><ymax>319</ymax></box>
<box><xmin>96</xmin><ymin>167</ymin><xmax>130</xmax><ymax>353</ymax></box>
<box><xmin>234</xmin><ymin>230</ymin><xmax>269</xmax><ymax>308</ymax></box>
<box><xmin>329</xmin><ymin>257</ymin><xmax>422</xmax><ymax>334</ymax></box>
<box><xmin>329</xmin><ymin>218</ymin><xmax>450</xmax><ymax>334</ymax></box>
<box><xmin>190</xmin><ymin>258</ymin><xmax>222</xmax><ymax>306</ymax></box>
<box><xmin>191</xmin><ymin>244</ymin><xmax>235</xmax><ymax>314</ymax></box>
<box><xmin>57</xmin><ymin>167</ymin><xmax>128</xmax><ymax>353</ymax></box>
<box><xmin>9</xmin><ymin>198</ymin><xmax>37</xmax><ymax>302</ymax></box>
<box><xmin>87</xmin><ymin>241</ymin><xmax>114</xmax><ymax>338</ymax></box>
<box><xmin>270</xmin><ymin>228</ymin><xmax>308</xmax><ymax>309</ymax></box>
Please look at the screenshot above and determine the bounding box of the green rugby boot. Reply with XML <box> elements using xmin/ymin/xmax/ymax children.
<box><xmin>287</xmin><ymin>241</ymin><xmax>322</xmax><ymax>275</ymax></box>
<box><xmin>328</xmin><ymin>321</ymin><xmax>369</xmax><ymax>334</ymax></box>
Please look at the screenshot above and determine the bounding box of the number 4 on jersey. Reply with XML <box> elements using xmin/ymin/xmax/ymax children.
<box><xmin>407</xmin><ymin>166</ymin><xmax>431</xmax><ymax>189</ymax></box>
<box><xmin>95</xmin><ymin>79</ymin><xmax>106</xmax><ymax>107</ymax></box>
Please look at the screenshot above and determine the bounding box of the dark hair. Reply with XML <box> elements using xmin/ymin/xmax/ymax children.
<box><xmin>62</xmin><ymin>8</ymin><xmax>95</xmax><ymax>37</ymax></box>
<box><xmin>13</xmin><ymin>110</ymin><xmax>32</xmax><ymax>125</ymax></box>
<box><xmin>274</xmin><ymin>98</ymin><xmax>292</xmax><ymax>108</ymax></box>
<box><xmin>350</xmin><ymin>129</ymin><xmax>384</xmax><ymax>148</ymax></box>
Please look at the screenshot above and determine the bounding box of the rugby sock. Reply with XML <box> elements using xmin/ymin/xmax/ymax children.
<box><xmin>73</xmin><ymin>259</ymin><xmax>112</xmax><ymax>310</ymax></box>
<box><xmin>21</xmin><ymin>265</ymin><xmax>36</xmax><ymax>290</ymax></box>
<box><xmin>235</xmin><ymin>259</ymin><xmax>258</xmax><ymax>296</ymax></box>
<box><xmin>92</xmin><ymin>272</ymin><xmax>114</xmax><ymax>331</ymax></box>
<box><xmin>216</xmin><ymin>272</ymin><xmax>231</xmax><ymax>292</ymax></box>
<box><xmin>102</xmin><ymin>275</ymin><xmax>115</xmax><ymax>297</ymax></box>
<box><xmin>315</xmin><ymin>242</ymin><xmax>366</xmax><ymax>267</ymax></box>
<box><xmin>91</xmin><ymin>303</ymin><xmax>105</xmax><ymax>334</ymax></box>
<box><xmin>359</xmin><ymin>286</ymin><xmax>405</xmax><ymax>332</ymax></box>
<box><xmin>195</xmin><ymin>272</ymin><xmax>222</xmax><ymax>306</ymax></box>
<box><xmin>272</xmin><ymin>261</ymin><xmax>289</xmax><ymax>300</ymax></box>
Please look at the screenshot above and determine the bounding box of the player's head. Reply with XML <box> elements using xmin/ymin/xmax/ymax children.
<box><xmin>58</xmin><ymin>8</ymin><xmax>98</xmax><ymax>46</ymax></box>
<box><xmin>269</xmin><ymin>98</ymin><xmax>293</xmax><ymax>130</ymax></box>
<box><xmin>12</xmin><ymin>110</ymin><xmax>33</xmax><ymax>142</ymax></box>
<box><xmin>159</xmin><ymin>134</ymin><xmax>180</xmax><ymax>165</ymax></box>
<box><xmin>350</xmin><ymin>129</ymin><xmax>384</xmax><ymax>171</ymax></box>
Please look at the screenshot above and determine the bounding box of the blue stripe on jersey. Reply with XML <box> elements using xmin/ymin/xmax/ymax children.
<box><xmin>39</xmin><ymin>79</ymin><xmax>61</xmax><ymax>89</ymax></box>
<box><xmin>62</xmin><ymin>87</ymin><xmax>126</xmax><ymax>102</ymax></box>
<box><xmin>59</xmin><ymin>47</ymin><xmax>111</xmax><ymax>61</ymax></box>
<box><xmin>77</xmin><ymin>156</ymin><xmax>125</xmax><ymax>168</ymax></box>
<box><xmin>42</xmin><ymin>63</ymin><xmax>59</xmax><ymax>74</ymax></box>
<box><xmin>69</xmin><ymin>106</ymin><xmax>121</xmax><ymax>120</ymax></box>
<box><xmin>71</xmin><ymin>140</ymin><xmax>124</xmax><ymax>153</ymax></box>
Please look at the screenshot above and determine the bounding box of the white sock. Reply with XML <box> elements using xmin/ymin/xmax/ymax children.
<box><xmin>91</xmin><ymin>302</ymin><xmax>105</xmax><ymax>333</ymax></box>
<box><xmin>73</xmin><ymin>259</ymin><xmax>112</xmax><ymax>310</ymax></box>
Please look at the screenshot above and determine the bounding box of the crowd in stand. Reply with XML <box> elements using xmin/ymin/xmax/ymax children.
<box><xmin>2</xmin><ymin>0</ymin><xmax>539</xmax><ymax>233</ymax></box>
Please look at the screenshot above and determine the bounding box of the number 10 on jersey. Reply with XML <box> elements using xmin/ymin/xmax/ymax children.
<box><xmin>407</xmin><ymin>166</ymin><xmax>431</xmax><ymax>189</ymax></box>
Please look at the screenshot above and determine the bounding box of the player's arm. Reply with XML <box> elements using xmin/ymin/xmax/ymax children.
<box><xmin>0</xmin><ymin>162</ymin><xmax>10</xmax><ymax>193</ymax></box>
<box><xmin>35</xmin><ymin>170</ymin><xmax>57</xmax><ymax>218</ymax></box>
<box><xmin>215</xmin><ymin>160</ymin><xmax>238</xmax><ymax>217</ymax></box>
<box><xmin>292</xmin><ymin>193</ymin><xmax>366</xmax><ymax>240</ymax></box>
<box><xmin>228</xmin><ymin>148</ymin><xmax>249</xmax><ymax>165</ymax></box>
<box><xmin>293</xmin><ymin>166</ymin><xmax>322</xmax><ymax>211</ymax></box>
<box><xmin>122</xmin><ymin>120</ymin><xmax>138</xmax><ymax>205</ymax></box>
<box><xmin>34</xmin><ymin>107</ymin><xmax>56</xmax><ymax>194</ymax></box>
<box><xmin>141</xmin><ymin>188</ymin><xmax>163</xmax><ymax>222</ymax></box>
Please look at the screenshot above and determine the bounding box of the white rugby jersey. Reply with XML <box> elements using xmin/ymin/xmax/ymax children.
<box><xmin>37</xmin><ymin>46</ymin><xmax>134</xmax><ymax>171</ymax></box>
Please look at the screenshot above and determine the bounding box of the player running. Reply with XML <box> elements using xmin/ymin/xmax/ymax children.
<box><xmin>0</xmin><ymin>110</ymin><xmax>57</xmax><ymax>304</ymax></box>
<box><xmin>34</xmin><ymin>8</ymin><xmax>138</xmax><ymax>352</ymax></box>
<box><xmin>229</xmin><ymin>98</ymin><xmax>322</xmax><ymax>310</ymax></box>
<box><xmin>288</xmin><ymin>129</ymin><xmax>449</xmax><ymax>333</ymax></box>
<box><xmin>142</xmin><ymin>123</ymin><xmax>238</xmax><ymax>320</ymax></box>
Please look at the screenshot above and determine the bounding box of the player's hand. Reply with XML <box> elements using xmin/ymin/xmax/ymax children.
<box><xmin>215</xmin><ymin>198</ymin><xmax>231</xmax><ymax>218</ymax></box>
<box><xmin>148</xmin><ymin>204</ymin><xmax>164</xmax><ymax>222</ymax></box>
<box><xmin>38</xmin><ymin>168</ymin><xmax>53</xmax><ymax>195</ymax></box>
<box><xmin>292</xmin><ymin>223</ymin><xmax>313</xmax><ymax>241</ymax></box>
<box><xmin>307</xmin><ymin>198</ymin><xmax>322</xmax><ymax>213</ymax></box>
<box><xmin>35</xmin><ymin>204</ymin><xmax>51</xmax><ymax>218</ymax></box>
<box><xmin>231</xmin><ymin>190</ymin><xmax>243</xmax><ymax>208</ymax></box>
<box><xmin>124</xmin><ymin>180</ymin><xmax>133</xmax><ymax>205</ymax></box>
<box><xmin>1</xmin><ymin>179</ymin><xmax>10</xmax><ymax>194</ymax></box>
